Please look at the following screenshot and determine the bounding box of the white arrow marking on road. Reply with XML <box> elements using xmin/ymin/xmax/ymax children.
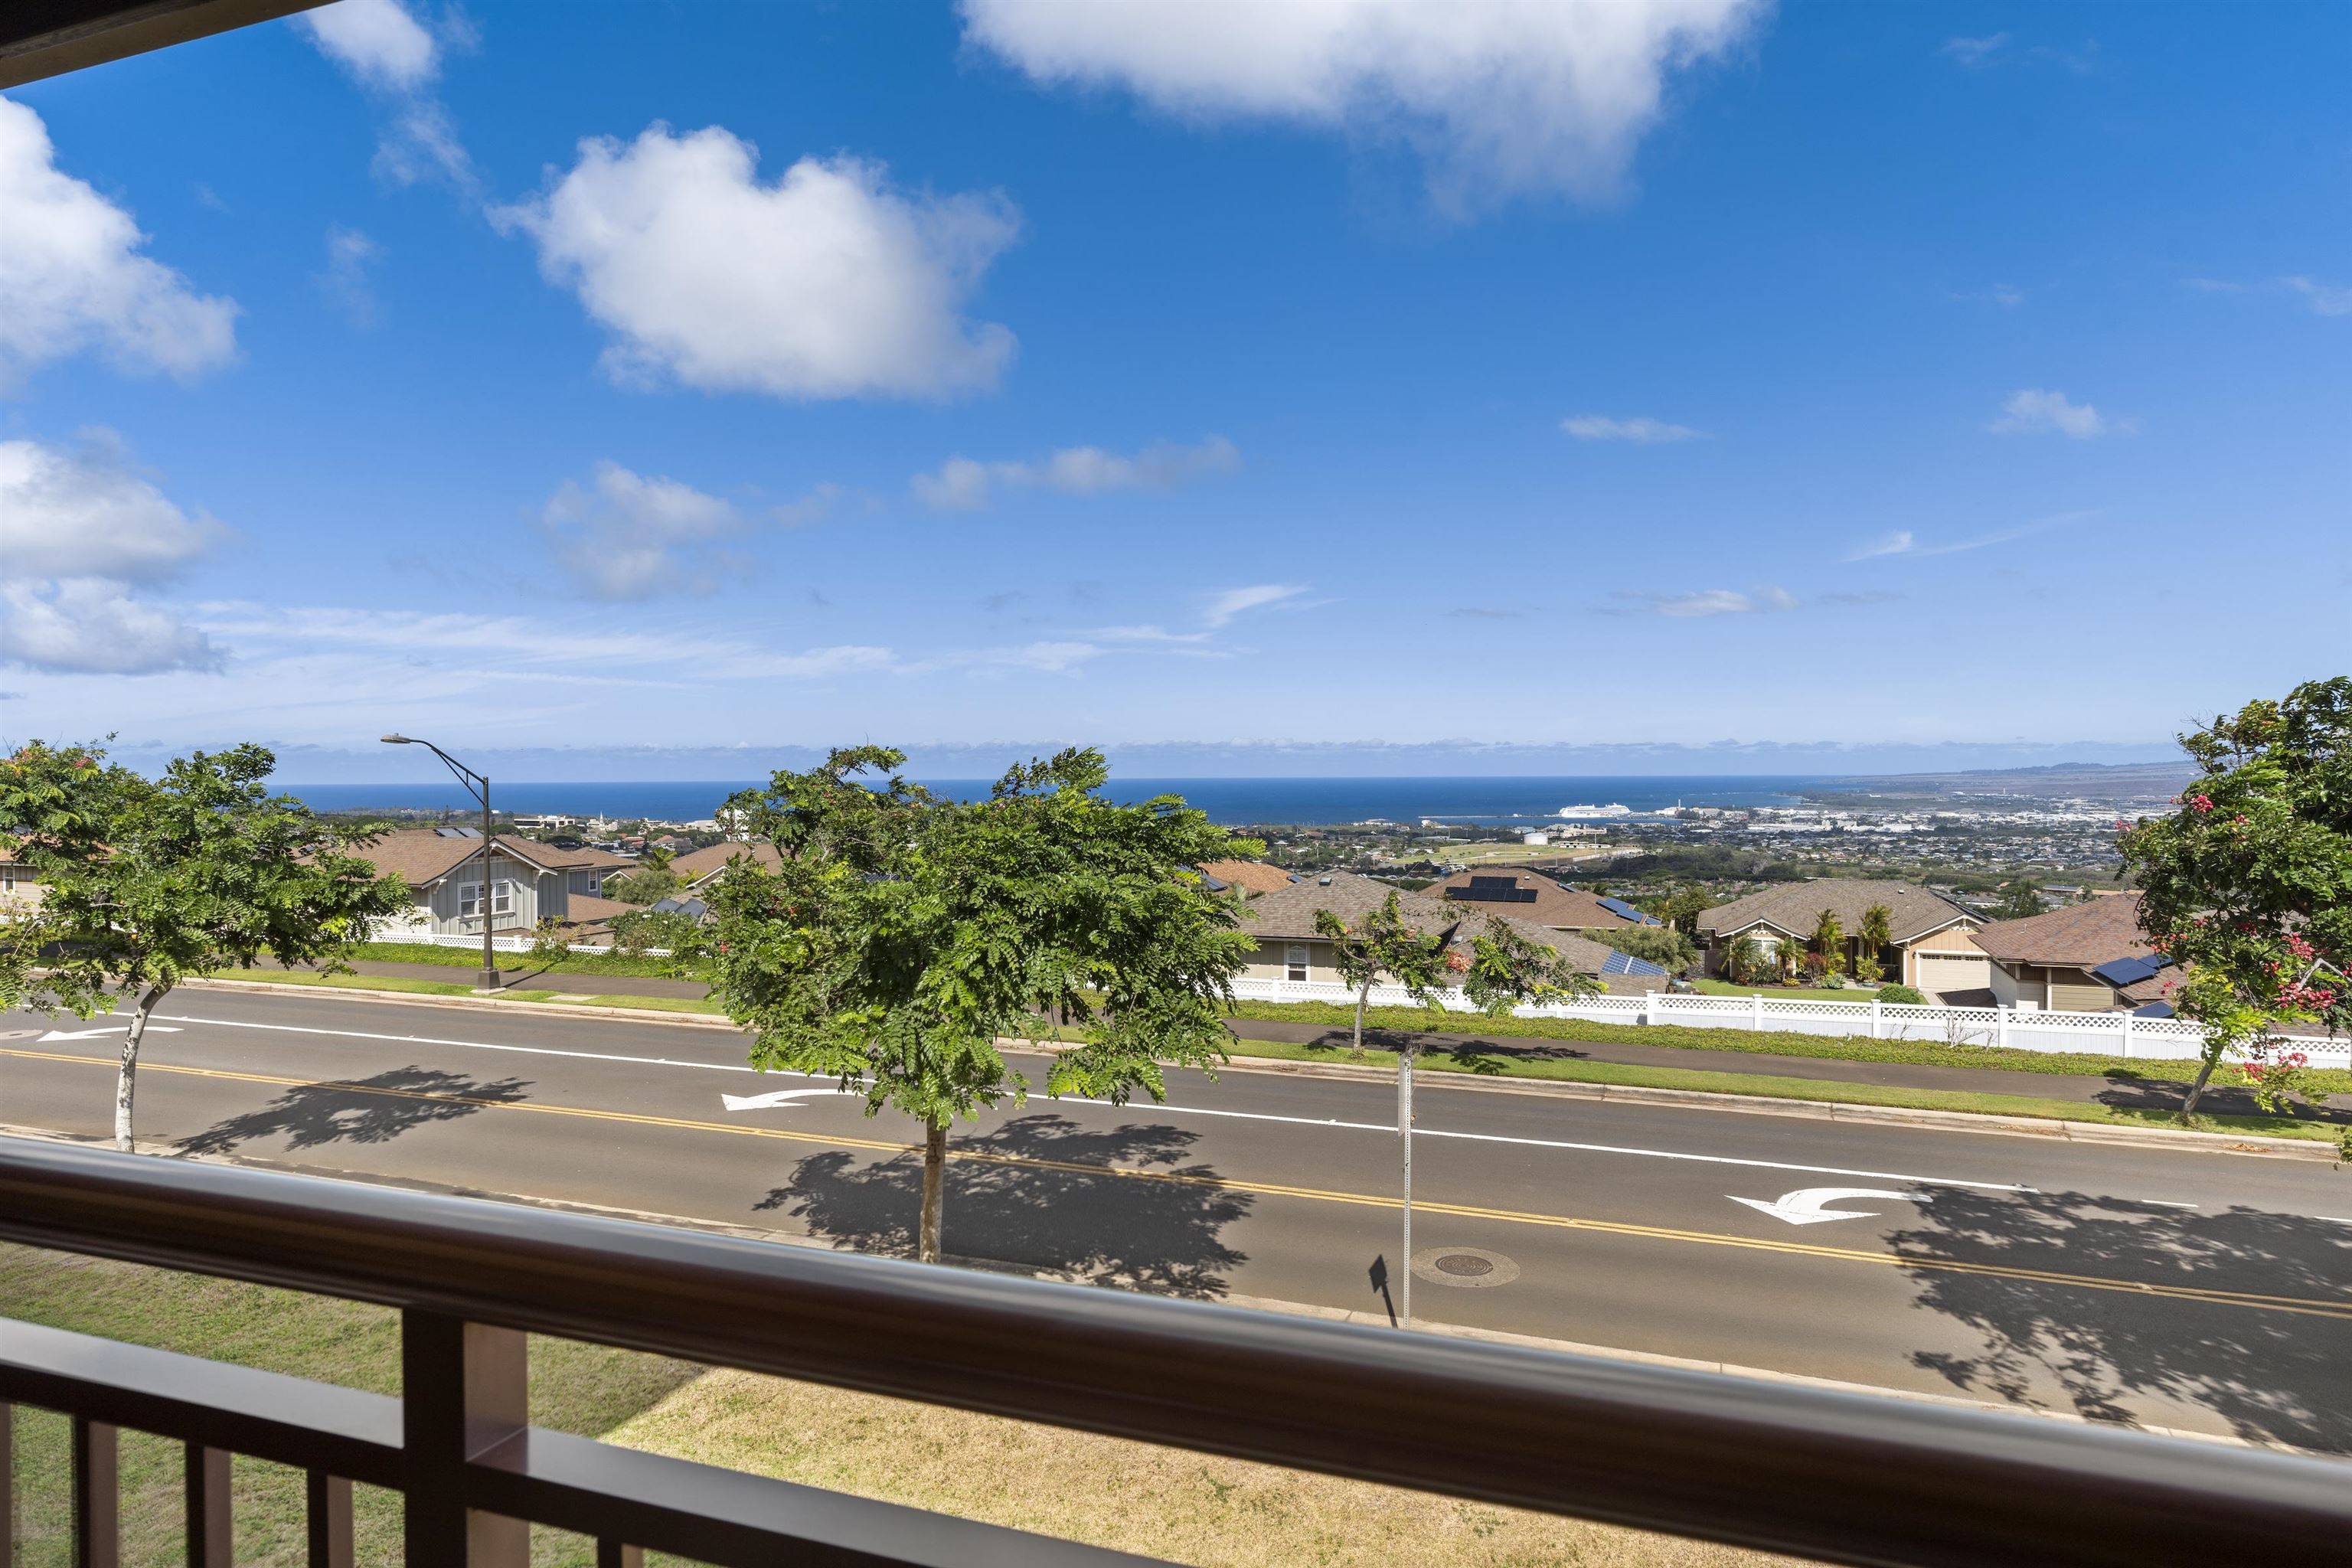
<box><xmin>1729</xmin><ymin>1187</ymin><xmax>1922</xmax><ymax>1227</ymax></box>
<box><xmin>720</xmin><ymin>1088</ymin><xmax>850</xmax><ymax>1112</ymax></box>
<box><xmin>39</xmin><ymin>1025</ymin><xmax>181</xmax><ymax>1042</ymax></box>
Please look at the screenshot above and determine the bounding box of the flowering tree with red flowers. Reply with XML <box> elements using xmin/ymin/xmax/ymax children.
<box><xmin>2119</xmin><ymin>677</ymin><xmax>2352</xmax><ymax>1132</ymax></box>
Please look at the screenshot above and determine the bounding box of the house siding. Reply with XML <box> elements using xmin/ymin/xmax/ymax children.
<box><xmin>409</xmin><ymin>848</ymin><xmax>569</xmax><ymax>935</ymax></box>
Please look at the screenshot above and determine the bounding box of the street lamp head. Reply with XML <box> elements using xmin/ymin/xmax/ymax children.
<box><xmin>381</xmin><ymin>733</ymin><xmax>415</xmax><ymax>745</ymax></box>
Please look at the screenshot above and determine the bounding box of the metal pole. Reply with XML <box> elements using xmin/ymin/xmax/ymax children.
<box><xmin>479</xmin><ymin>772</ymin><xmax>496</xmax><ymax>991</ymax></box>
<box><xmin>1400</xmin><ymin>1042</ymin><xmax>1413</xmax><ymax>1330</ymax></box>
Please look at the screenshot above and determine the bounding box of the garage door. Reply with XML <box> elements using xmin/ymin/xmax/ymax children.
<box><xmin>1913</xmin><ymin>951</ymin><xmax>1991</xmax><ymax>996</ymax></box>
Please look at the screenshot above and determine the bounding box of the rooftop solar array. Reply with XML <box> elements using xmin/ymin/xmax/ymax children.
<box><xmin>1600</xmin><ymin>950</ymin><xmax>1669</xmax><ymax>976</ymax></box>
<box><xmin>2090</xmin><ymin>953</ymin><xmax>2171</xmax><ymax>988</ymax></box>
<box><xmin>1596</xmin><ymin>896</ymin><xmax>1662</xmax><ymax>926</ymax></box>
<box><xmin>1446</xmin><ymin>876</ymin><xmax>1537</xmax><ymax>903</ymax></box>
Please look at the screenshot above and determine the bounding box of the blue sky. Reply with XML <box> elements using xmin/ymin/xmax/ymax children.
<box><xmin>2</xmin><ymin>1</ymin><xmax>2345</xmax><ymax>780</ymax></box>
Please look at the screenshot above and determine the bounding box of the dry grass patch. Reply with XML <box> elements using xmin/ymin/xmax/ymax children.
<box><xmin>606</xmin><ymin>1365</ymin><xmax>1806</xmax><ymax>1567</ymax></box>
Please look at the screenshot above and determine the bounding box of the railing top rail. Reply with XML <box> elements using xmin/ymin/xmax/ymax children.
<box><xmin>2</xmin><ymin>1139</ymin><xmax>2345</xmax><ymax>1568</ymax></box>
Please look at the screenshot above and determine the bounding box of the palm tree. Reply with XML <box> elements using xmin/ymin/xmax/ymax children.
<box><xmin>1857</xmin><ymin>903</ymin><xmax>1893</xmax><ymax>985</ymax></box>
<box><xmin>1811</xmin><ymin>907</ymin><xmax>1845</xmax><ymax>976</ymax></box>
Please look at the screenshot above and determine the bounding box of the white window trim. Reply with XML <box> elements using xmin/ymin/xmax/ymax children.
<box><xmin>1284</xmin><ymin>943</ymin><xmax>1310</xmax><ymax>983</ymax></box>
<box><xmin>458</xmin><ymin>879</ymin><xmax>516</xmax><ymax>920</ymax></box>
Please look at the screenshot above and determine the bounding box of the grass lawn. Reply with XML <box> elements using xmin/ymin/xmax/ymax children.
<box><xmin>198</xmin><ymin>969</ymin><xmax>562</xmax><ymax>1004</ymax></box>
<box><xmin>1</xmin><ymin>1243</ymin><xmax>1798</xmax><ymax>1568</ymax></box>
<box><xmin>346</xmin><ymin>939</ymin><xmax>704</xmax><ymax>984</ymax></box>
<box><xmin>1220</xmin><ymin>997</ymin><xmax>2352</xmax><ymax>1097</ymax></box>
<box><xmin>1209</xmin><ymin>1034</ymin><xmax>2347</xmax><ymax>1146</ymax></box>
<box><xmin>1687</xmin><ymin>978</ymin><xmax>1880</xmax><ymax>1004</ymax></box>
<box><xmin>576</xmin><ymin>992</ymin><xmax>728</xmax><ymax>1016</ymax></box>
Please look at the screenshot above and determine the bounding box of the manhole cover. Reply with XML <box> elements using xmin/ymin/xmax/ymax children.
<box><xmin>1410</xmin><ymin>1246</ymin><xmax>1520</xmax><ymax>1289</ymax></box>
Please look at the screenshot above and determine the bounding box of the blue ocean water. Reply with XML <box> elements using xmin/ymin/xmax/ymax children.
<box><xmin>285</xmin><ymin>776</ymin><xmax>1821</xmax><ymax>827</ymax></box>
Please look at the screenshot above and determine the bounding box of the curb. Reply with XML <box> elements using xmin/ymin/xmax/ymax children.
<box><xmin>178</xmin><ymin>978</ymin><xmax>2343</xmax><ymax>1163</ymax></box>
<box><xmin>0</xmin><ymin>1122</ymin><xmax>2311</xmax><ymax>1459</ymax></box>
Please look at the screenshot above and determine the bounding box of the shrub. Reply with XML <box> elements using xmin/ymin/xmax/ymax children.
<box><xmin>1822</xmin><ymin>972</ymin><xmax>1847</xmax><ymax>990</ymax></box>
<box><xmin>1879</xmin><ymin>983</ymin><xmax>1928</xmax><ymax>1004</ymax></box>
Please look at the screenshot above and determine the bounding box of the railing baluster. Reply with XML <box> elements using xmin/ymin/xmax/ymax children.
<box><xmin>70</xmin><ymin>1416</ymin><xmax>117</xmax><ymax>1568</ymax></box>
<box><xmin>403</xmin><ymin>1310</ymin><xmax>528</xmax><ymax>1566</ymax></box>
<box><xmin>305</xmin><ymin>1471</ymin><xmax>354</xmax><ymax>1568</ymax></box>
<box><xmin>595</xmin><ymin>1541</ymin><xmax>642</xmax><ymax>1568</ymax></box>
<box><xmin>2</xmin><ymin>1400</ymin><xmax>13</xmax><ymax>1568</ymax></box>
<box><xmin>185</xmin><ymin>1444</ymin><xmax>232</xmax><ymax>1566</ymax></box>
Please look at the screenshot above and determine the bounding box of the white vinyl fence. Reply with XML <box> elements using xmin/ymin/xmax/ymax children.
<box><xmin>368</xmin><ymin>926</ymin><xmax>635</xmax><ymax>957</ymax></box>
<box><xmin>1226</xmin><ymin>976</ymin><xmax>2352</xmax><ymax>1070</ymax></box>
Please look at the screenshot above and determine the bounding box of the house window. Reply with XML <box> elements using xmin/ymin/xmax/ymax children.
<box><xmin>459</xmin><ymin>880</ymin><xmax>514</xmax><ymax>920</ymax></box>
<box><xmin>586</xmin><ymin>874</ymin><xmax>601</xmax><ymax>896</ymax></box>
<box><xmin>1285</xmin><ymin>944</ymin><xmax>1310</xmax><ymax>982</ymax></box>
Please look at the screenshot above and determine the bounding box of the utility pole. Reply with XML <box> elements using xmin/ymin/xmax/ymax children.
<box><xmin>1400</xmin><ymin>1040</ymin><xmax>1416</xmax><ymax>1328</ymax></box>
<box><xmin>381</xmin><ymin>733</ymin><xmax>500</xmax><ymax>991</ymax></box>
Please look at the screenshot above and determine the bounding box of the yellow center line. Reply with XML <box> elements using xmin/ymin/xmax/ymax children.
<box><xmin>9</xmin><ymin>1045</ymin><xmax>2349</xmax><ymax>1321</ymax></box>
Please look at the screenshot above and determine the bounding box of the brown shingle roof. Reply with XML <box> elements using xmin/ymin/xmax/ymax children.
<box><xmin>1423</xmin><ymin>870</ymin><xmax>1642</xmax><ymax>929</ymax></box>
<box><xmin>675</xmin><ymin>841</ymin><xmax>786</xmax><ymax>885</ymax></box>
<box><xmin>1974</xmin><ymin>893</ymin><xmax>2155</xmax><ymax>966</ymax></box>
<box><xmin>1238</xmin><ymin>870</ymin><xmax>1635</xmax><ymax>983</ymax></box>
<box><xmin>1696</xmin><ymin>880</ymin><xmax>1975</xmax><ymax>945</ymax></box>
<box><xmin>554</xmin><ymin>893</ymin><xmax>638</xmax><ymax>930</ymax></box>
<box><xmin>1196</xmin><ymin>858</ymin><xmax>1298</xmax><ymax>895</ymax></box>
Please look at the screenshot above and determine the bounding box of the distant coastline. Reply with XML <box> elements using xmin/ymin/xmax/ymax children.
<box><xmin>286</xmin><ymin>776</ymin><xmax>1826</xmax><ymax>828</ymax></box>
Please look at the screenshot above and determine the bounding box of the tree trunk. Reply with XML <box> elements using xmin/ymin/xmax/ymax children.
<box><xmin>2179</xmin><ymin>1050</ymin><xmax>2222</xmax><ymax>1121</ymax></box>
<box><xmin>919</xmin><ymin>1116</ymin><xmax>948</xmax><ymax>1264</ymax></box>
<box><xmin>1353</xmin><ymin>982</ymin><xmax>1370</xmax><ymax>1058</ymax></box>
<box><xmin>116</xmin><ymin>983</ymin><xmax>166</xmax><ymax>1153</ymax></box>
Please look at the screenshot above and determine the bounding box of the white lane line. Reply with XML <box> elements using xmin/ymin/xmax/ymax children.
<box><xmin>2320</xmin><ymin>1217</ymin><xmax>2352</xmax><ymax>1226</ymax></box>
<box><xmin>157</xmin><ymin>1011</ymin><xmax>2035</xmax><ymax>1194</ymax></box>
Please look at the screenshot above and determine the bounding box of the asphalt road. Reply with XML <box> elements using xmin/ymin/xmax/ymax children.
<box><xmin>5</xmin><ymin>988</ymin><xmax>2350</xmax><ymax>1452</ymax></box>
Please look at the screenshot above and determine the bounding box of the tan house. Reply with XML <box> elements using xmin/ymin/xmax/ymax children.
<box><xmin>0</xmin><ymin>837</ymin><xmax>44</xmax><ymax>915</ymax></box>
<box><xmin>1694</xmin><ymin>880</ymin><xmax>1988</xmax><ymax>994</ymax></box>
<box><xmin>1237</xmin><ymin>870</ymin><xmax>1668</xmax><ymax>995</ymax></box>
<box><xmin>1423</xmin><ymin>870</ymin><xmax>1651</xmax><ymax>933</ymax></box>
<box><xmin>357</xmin><ymin>828</ymin><xmax>635</xmax><ymax>939</ymax></box>
<box><xmin>1974</xmin><ymin>893</ymin><xmax>2173</xmax><ymax>1012</ymax></box>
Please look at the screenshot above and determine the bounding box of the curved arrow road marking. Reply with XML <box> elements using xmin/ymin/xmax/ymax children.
<box><xmin>720</xmin><ymin>1088</ymin><xmax>852</xmax><ymax>1112</ymax></box>
<box><xmin>1730</xmin><ymin>1187</ymin><xmax>1922</xmax><ymax>1226</ymax></box>
<box><xmin>40</xmin><ymin>1025</ymin><xmax>181</xmax><ymax>1042</ymax></box>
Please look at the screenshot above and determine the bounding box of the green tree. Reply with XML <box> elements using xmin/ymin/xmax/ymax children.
<box><xmin>1655</xmin><ymin>885</ymin><xmax>1713</xmax><ymax>936</ymax></box>
<box><xmin>1809</xmin><ymin>908</ymin><xmax>1846</xmax><ymax>976</ymax></box>
<box><xmin>1856</xmin><ymin>903</ymin><xmax>1893</xmax><ymax>983</ymax></box>
<box><xmin>2120</xmin><ymin>677</ymin><xmax>2352</xmax><ymax>1125</ymax></box>
<box><xmin>708</xmin><ymin>746</ymin><xmax>1256</xmax><ymax>1264</ymax></box>
<box><xmin>1990</xmin><ymin>880</ymin><xmax>2044</xmax><ymax>921</ymax></box>
<box><xmin>9</xmin><ymin>743</ymin><xmax>407</xmax><ymax>1151</ymax></box>
<box><xmin>1725</xmin><ymin>934</ymin><xmax>1768</xmax><ymax>985</ymax></box>
<box><xmin>1315</xmin><ymin>890</ymin><xmax>1452</xmax><ymax>1057</ymax></box>
<box><xmin>1591</xmin><ymin>923</ymin><xmax>1697</xmax><ymax>975</ymax></box>
<box><xmin>0</xmin><ymin>740</ymin><xmax>142</xmax><ymax>1010</ymax></box>
<box><xmin>603</xmin><ymin>865</ymin><xmax>682</xmax><ymax>905</ymax></box>
<box><xmin>610</xmin><ymin>906</ymin><xmax>712</xmax><ymax>978</ymax></box>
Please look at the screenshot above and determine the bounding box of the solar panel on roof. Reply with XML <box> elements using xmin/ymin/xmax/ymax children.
<box><xmin>1601</xmin><ymin>950</ymin><xmax>1668</xmax><ymax>977</ymax></box>
<box><xmin>1446</xmin><ymin>876</ymin><xmax>1537</xmax><ymax>903</ymax></box>
<box><xmin>1596</xmin><ymin>896</ymin><xmax>1661</xmax><ymax>926</ymax></box>
<box><xmin>2092</xmin><ymin>954</ymin><xmax>2171</xmax><ymax>988</ymax></box>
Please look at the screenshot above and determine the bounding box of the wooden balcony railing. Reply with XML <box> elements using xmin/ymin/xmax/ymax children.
<box><xmin>2</xmin><ymin>1137</ymin><xmax>2346</xmax><ymax>1566</ymax></box>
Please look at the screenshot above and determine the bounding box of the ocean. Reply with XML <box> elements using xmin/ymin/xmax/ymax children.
<box><xmin>284</xmin><ymin>776</ymin><xmax>1824</xmax><ymax>827</ymax></box>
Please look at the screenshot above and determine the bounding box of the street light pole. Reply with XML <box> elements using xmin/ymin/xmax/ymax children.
<box><xmin>381</xmin><ymin>734</ymin><xmax>499</xmax><ymax>991</ymax></box>
<box><xmin>1400</xmin><ymin>1040</ymin><xmax>1415</xmax><ymax>1329</ymax></box>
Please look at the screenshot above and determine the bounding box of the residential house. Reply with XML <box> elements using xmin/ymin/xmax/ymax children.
<box><xmin>1973</xmin><ymin>893</ymin><xmax>2174</xmax><ymax>1013</ymax></box>
<box><xmin>1423</xmin><ymin>870</ymin><xmax>1655</xmax><ymax>933</ymax></box>
<box><xmin>0</xmin><ymin>838</ymin><xmax>44</xmax><ymax>914</ymax></box>
<box><xmin>1695</xmin><ymin>880</ymin><xmax>1988</xmax><ymax>995</ymax></box>
<box><xmin>1194</xmin><ymin>858</ymin><xmax>1298</xmax><ymax>895</ymax></box>
<box><xmin>673</xmin><ymin>841</ymin><xmax>787</xmax><ymax>893</ymax></box>
<box><xmin>1237</xmin><ymin>870</ymin><xmax>1669</xmax><ymax>995</ymax></box>
<box><xmin>356</xmin><ymin>828</ymin><xmax>636</xmax><ymax>939</ymax></box>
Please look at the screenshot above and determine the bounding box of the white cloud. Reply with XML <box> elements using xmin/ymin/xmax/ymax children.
<box><xmin>0</xmin><ymin>434</ymin><xmax>227</xmax><ymax>581</ymax></box>
<box><xmin>0</xmin><ymin>433</ymin><xmax>227</xmax><ymax>675</ymax></box>
<box><xmin>1</xmin><ymin>579</ymin><xmax>223</xmax><ymax>675</ymax></box>
<box><xmin>0</xmin><ymin>97</ymin><xmax>239</xmax><ymax>387</ymax></box>
<box><xmin>496</xmin><ymin>126</ymin><xmax>1019</xmax><ymax>400</ymax></box>
<box><xmin>773</xmin><ymin>483</ymin><xmax>843</xmax><ymax>528</ymax></box>
<box><xmin>960</xmin><ymin>0</ymin><xmax>1763</xmax><ymax>213</ymax></box>
<box><xmin>1940</xmin><ymin>34</ymin><xmax>2008</xmax><ymax>66</ymax></box>
<box><xmin>1625</xmin><ymin>585</ymin><xmax>1796</xmax><ymax>617</ymax></box>
<box><xmin>296</xmin><ymin>0</ymin><xmax>439</xmax><ymax>92</ymax></box>
<box><xmin>1844</xmin><ymin>530</ymin><xmax>1914</xmax><ymax>562</ymax></box>
<box><xmin>540</xmin><ymin>461</ymin><xmax>746</xmax><ymax>601</ymax></box>
<box><xmin>318</xmin><ymin>225</ymin><xmax>383</xmax><ymax>325</ymax></box>
<box><xmin>1204</xmin><ymin>583</ymin><xmax>1307</xmax><ymax>628</ymax></box>
<box><xmin>374</xmin><ymin>99</ymin><xmax>476</xmax><ymax>190</ymax></box>
<box><xmin>1561</xmin><ymin>414</ymin><xmax>1703</xmax><ymax>443</ymax></box>
<box><xmin>1988</xmin><ymin>388</ymin><xmax>2134</xmax><ymax>439</ymax></box>
<box><xmin>2188</xmin><ymin>275</ymin><xmax>2351</xmax><ymax>317</ymax></box>
<box><xmin>912</xmin><ymin>435</ymin><xmax>1239</xmax><ymax>510</ymax></box>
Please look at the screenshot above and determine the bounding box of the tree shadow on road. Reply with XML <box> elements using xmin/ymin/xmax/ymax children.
<box><xmin>1274</xmin><ymin>1029</ymin><xmax>1596</xmax><ymax>1076</ymax></box>
<box><xmin>175</xmin><ymin>1067</ymin><xmax>532</xmax><ymax>1157</ymax></box>
<box><xmin>760</xmin><ymin>1112</ymin><xmax>1251</xmax><ymax>1298</ymax></box>
<box><xmin>2092</xmin><ymin>1071</ymin><xmax>2352</xmax><ymax>1122</ymax></box>
<box><xmin>1889</xmin><ymin>1189</ymin><xmax>2352</xmax><ymax>1451</ymax></box>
